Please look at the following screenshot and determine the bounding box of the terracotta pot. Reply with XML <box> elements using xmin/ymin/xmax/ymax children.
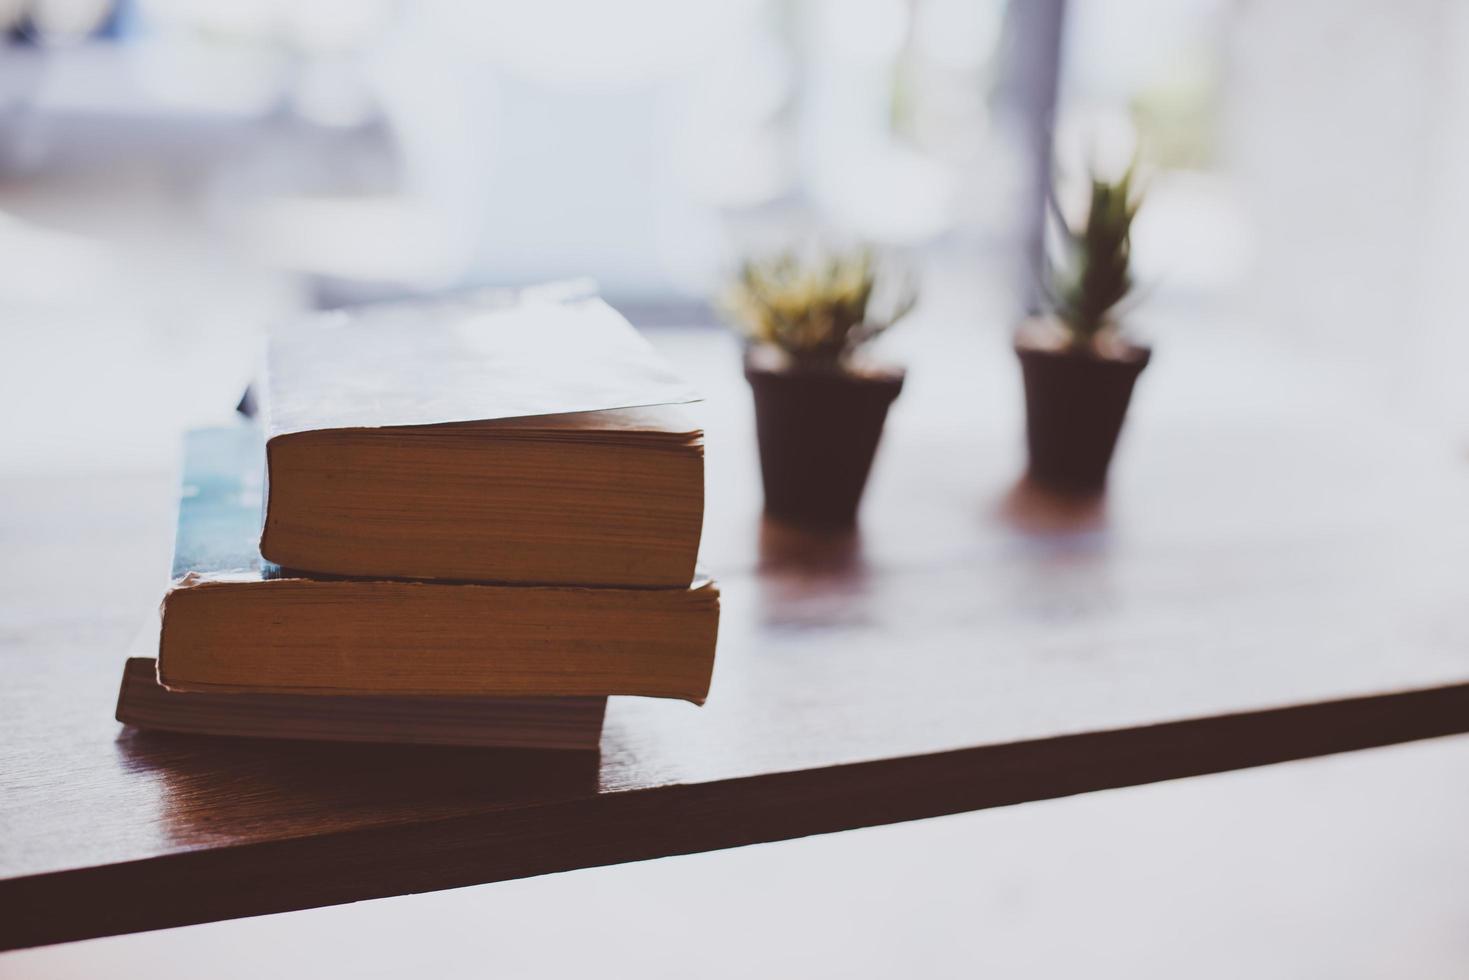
<box><xmin>1016</xmin><ymin>344</ymin><xmax>1150</xmax><ymax>494</ymax></box>
<box><xmin>745</xmin><ymin>361</ymin><xmax>904</xmax><ymax>527</ymax></box>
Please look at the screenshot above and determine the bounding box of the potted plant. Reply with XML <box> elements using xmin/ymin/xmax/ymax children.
<box><xmin>1017</xmin><ymin>163</ymin><xmax>1151</xmax><ymax>494</ymax></box>
<box><xmin>723</xmin><ymin>247</ymin><xmax>916</xmax><ymax>528</ymax></box>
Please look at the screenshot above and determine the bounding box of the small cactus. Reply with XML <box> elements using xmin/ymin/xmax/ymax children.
<box><xmin>1045</xmin><ymin>163</ymin><xmax>1143</xmax><ymax>351</ymax></box>
<box><xmin>723</xmin><ymin>247</ymin><xmax>916</xmax><ymax>371</ymax></box>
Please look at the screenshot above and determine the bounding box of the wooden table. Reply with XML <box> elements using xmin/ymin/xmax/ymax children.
<box><xmin>4</xmin><ymin>327</ymin><xmax>1468</xmax><ymax>951</ymax></box>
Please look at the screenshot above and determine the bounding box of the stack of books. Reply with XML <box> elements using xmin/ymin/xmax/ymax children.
<box><xmin>115</xmin><ymin>291</ymin><xmax>719</xmax><ymax>751</ymax></box>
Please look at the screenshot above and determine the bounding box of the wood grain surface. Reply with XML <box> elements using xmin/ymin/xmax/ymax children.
<box><xmin>4</xmin><ymin>328</ymin><xmax>1469</xmax><ymax>951</ymax></box>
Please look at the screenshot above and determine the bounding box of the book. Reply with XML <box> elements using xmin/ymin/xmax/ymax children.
<box><xmin>117</xmin><ymin>658</ymin><xmax>608</xmax><ymax>750</ymax></box>
<box><xmin>259</xmin><ymin>293</ymin><xmax>705</xmax><ymax>587</ymax></box>
<box><xmin>158</xmin><ymin>427</ymin><xmax>720</xmax><ymax>702</ymax></box>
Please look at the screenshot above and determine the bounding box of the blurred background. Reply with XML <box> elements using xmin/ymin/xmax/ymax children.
<box><xmin>5</xmin><ymin>0</ymin><xmax>1469</xmax><ymax>479</ymax></box>
<box><xmin>6</xmin><ymin>2</ymin><xmax>1469</xmax><ymax>976</ymax></box>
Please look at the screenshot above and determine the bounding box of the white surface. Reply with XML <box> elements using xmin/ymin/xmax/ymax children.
<box><xmin>5</xmin><ymin>735</ymin><xmax>1469</xmax><ymax>978</ymax></box>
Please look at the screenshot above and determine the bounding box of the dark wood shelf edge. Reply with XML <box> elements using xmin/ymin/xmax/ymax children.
<box><xmin>8</xmin><ymin>680</ymin><xmax>1469</xmax><ymax>952</ymax></box>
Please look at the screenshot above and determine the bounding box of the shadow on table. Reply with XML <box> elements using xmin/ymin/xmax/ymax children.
<box><xmin>996</xmin><ymin>475</ymin><xmax>1109</xmax><ymax>538</ymax></box>
<box><xmin>750</xmin><ymin>514</ymin><xmax>881</xmax><ymax>632</ymax></box>
<box><xmin>991</xmin><ymin>476</ymin><xmax>1119</xmax><ymax>625</ymax></box>
<box><xmin>114</xmin><ymin>727</ymin><xmax>601</xmax><ymax>849</ymax></box>
<box><xmin>756</xmin><ymin>515</ymin><xmax>868</xmax><ymax>574</ymax></box>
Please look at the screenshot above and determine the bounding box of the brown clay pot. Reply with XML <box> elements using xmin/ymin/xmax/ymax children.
<box><xmin>745</xmin><ymin>361</ymin><xmax>904</xmax><ymax>527</ymax></box>
<box><xmin>1016</xmin><ymin>344</ymin><xmax>1150</xmax><ymax>494</ymax></box>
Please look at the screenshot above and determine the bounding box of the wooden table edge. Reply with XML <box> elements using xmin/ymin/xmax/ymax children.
<box><xmin>7</xmin><ymin>679</ymin><xmax>1469</xmax><ymax>952</ymax></box>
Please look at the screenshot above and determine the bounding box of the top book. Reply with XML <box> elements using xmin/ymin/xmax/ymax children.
<box><xmin>259</xmin><ymin>291</ymin><xmax>706</xmax><ymax>587</ymax></box>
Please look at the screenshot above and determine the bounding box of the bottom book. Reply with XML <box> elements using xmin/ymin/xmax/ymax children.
<box><xmin>115</xmin><ymin>658</ymin><xmax>607</xmax><ymax>751</ymax></box>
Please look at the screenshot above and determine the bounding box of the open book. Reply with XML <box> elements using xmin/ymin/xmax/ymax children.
<box><xmin>259</xmin><ymin>292</ymin><xmax>705</xmax><ymax>587</ymax></box>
